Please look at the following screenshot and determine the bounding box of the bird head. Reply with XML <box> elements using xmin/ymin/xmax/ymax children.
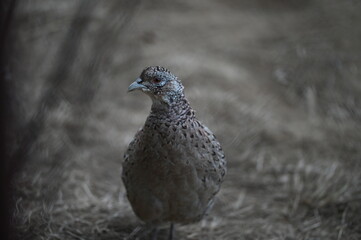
<box><xmin>128</xmin><ymin>66</ymin><xmax>184</xmax><ymax>105</ymax></box>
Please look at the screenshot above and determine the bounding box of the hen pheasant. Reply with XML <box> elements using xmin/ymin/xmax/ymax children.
<box><xmin>122</xmin><ymin>66</ymin><xmax>226</xmax><ymax>239</ymax></box>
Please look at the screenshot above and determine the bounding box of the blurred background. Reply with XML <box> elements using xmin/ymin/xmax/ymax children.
<box><xmin>1</xmin><ymin>0</ymin><xmax>361</xmax><ymax>239</ymax></box>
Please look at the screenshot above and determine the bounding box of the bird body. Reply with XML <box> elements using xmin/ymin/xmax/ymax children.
<box><xmin>122</xmin><ymin>66</ymin><xmax>226</xmax><ymax>232</ymax></box>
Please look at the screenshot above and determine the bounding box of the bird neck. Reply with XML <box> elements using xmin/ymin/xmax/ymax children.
<box><xmin>149</xmin><ymin>93</ymin><xmax>194</xmax><ymax>121</ymax></box>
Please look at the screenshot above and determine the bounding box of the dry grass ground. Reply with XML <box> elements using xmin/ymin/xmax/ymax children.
<box><xmin>7</xmin><ymin>0</ymin><xmax>361</xmax><ymax>239</ymax></box>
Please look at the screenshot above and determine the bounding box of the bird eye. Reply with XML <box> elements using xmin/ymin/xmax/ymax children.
<box><xmin>153</xmin><ymin>78</ymin><xmax>161</xmax><ymax>84</ymax></box>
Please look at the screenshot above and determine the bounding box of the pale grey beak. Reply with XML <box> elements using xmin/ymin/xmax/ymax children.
<box><xmin>128</xmin><ymin>78</ymin><xmax>147</xmax><ymax>92</ymax></box>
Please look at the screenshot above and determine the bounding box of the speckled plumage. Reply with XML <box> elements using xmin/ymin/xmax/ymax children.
<box><xmin>122</xmin><ymin>66</ymin><xmax>226</xmax><ymax>228</ymax></box>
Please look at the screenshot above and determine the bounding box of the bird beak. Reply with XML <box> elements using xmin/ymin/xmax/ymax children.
<box><xmin>128</xmin><ymin>78</ymin><xmax>147</xmax><ymax>92</ymax></box>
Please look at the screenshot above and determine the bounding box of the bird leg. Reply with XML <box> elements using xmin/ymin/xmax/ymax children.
<box><xmin>168</xmin><ymin>223</ymin><xmax>174</xmax><ymax>240</ymax></box>
<box><xmin>150</xmin><ymin>227</ymin><xmax>159</xmax><ymax>240</ymax></box>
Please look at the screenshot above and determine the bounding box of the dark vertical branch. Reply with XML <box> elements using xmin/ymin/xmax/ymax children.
<box><xmin>0</xmin><ymin>0</ymin><xmax>18</xmax><ymax>239</ymax></box>
<box><xmin>5</xmin><ymin>0</ymin><xmax>142</xmax><ymax>238</ymax></box>
<box><xmin>8</xmin><ymin>0</ymin><xmax>97</xmax><ymax>183</ymax></box>
<box><xmin>10</xmin><ymin>0</ymin><xmax>143</xmax><ymax>182</ymax></box>
<box><xmin>0</xmin><ymin>0</ymin><xmax>17</xmax><ymax>48</ymax></box>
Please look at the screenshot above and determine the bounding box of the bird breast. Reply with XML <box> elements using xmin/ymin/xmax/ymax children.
<box><xmin>122</xmin><ymin>118</ymin><xmax>226</xmax><ymax>224</ymax></box>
